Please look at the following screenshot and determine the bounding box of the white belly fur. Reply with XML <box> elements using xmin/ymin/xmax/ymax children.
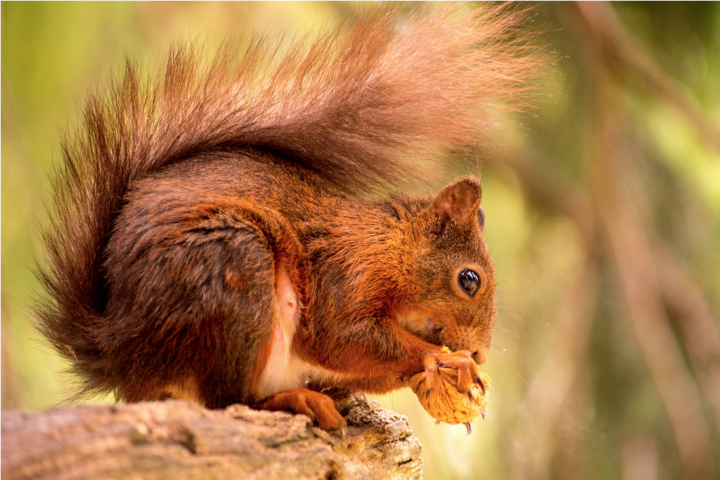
<box><xmin>258</xmin><ymin>263</ymin><xmax>345</xmax><ymax>398</ymax></box>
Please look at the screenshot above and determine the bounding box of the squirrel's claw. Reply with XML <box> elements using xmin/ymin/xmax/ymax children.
<box><xmin>473</xmin><ymin>375</ymin><xmax>487</xmax><ymax>396</ymax></box>
<box><xmin>464</xmin><ymin>420</ymin><xmax>473</xmax><ymax>436</ymax></box>
<box><xmin>420</xmin><ymin>353</ymin><xmax>440</xmax><ymax>393</ymax></box>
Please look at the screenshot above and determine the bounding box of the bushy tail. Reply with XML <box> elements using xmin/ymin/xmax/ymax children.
<box><xmin>36</xmin><ymin>3</ymin><xmax>543</xmax><ymax>398</ymax></box>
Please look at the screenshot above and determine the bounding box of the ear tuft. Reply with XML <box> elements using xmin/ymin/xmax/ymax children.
<box><xmin>432</xmin><ymin>178</ymin><xmax>482</xmax><ymax>223</ymax></box>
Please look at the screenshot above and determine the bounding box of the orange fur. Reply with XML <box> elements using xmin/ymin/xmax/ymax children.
<box><xmin>36</xmin><ymin>4</ymin><xmax>543</xmax><ymax>428</ymax></box>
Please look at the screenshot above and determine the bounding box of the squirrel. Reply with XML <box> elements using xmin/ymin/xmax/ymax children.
<box><xmin>36</xmin><ymin>4</ymin><xmax>540</xmax><ymax>430</ymax></box>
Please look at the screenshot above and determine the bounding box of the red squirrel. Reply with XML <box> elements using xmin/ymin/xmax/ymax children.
<box><xmin>37</xmin><ymin>4</ymin><xmax>540</xmax><ymax>430</ymax></box>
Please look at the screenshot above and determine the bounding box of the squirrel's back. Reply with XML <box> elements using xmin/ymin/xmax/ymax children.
<box><xmin>36</xmin><ymin>3</ymin><xmax>542</xmax><ymax>400</ymax></box>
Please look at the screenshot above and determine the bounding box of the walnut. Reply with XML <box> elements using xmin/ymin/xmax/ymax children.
<box><xmin>408</xmin><ymin>356</ymin><xmax>490</xmax><ymax>433</ymax></box>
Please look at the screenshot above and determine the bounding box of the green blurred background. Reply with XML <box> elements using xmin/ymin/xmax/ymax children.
<box><xmin>2</xmin><ymin>2</ymin><xmax>719</xmax><ymax>479</ymax></box>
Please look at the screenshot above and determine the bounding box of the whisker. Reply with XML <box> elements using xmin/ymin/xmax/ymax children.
<box><xmin>496</xmin><ymin>310</ymin><xmax>529</xmax><ymax>326</ymax></box>
<box><xmin>498</xmin><ymin>309</ymin><xmax>550</xmax><ymax>328</ymax></box>
<box><xmin>524</xmin><ymin>312</ymin><xmax>550</xmax><ymax>327</ymax></box>
<box><xmin>494</xmin><ymin>277</ymin><xmax>532</xmax><ymax>288</ymax></box>
<box><xmin>497</xmin><ymin>327</ymin><xmax>520</xmax><ymax>339</ymax></box>
<box><xmin>489</xmin><ymin>346</ymin><xmax>530</xmax><ymax>388</ymax></box>
<box><xmin>491</xmin><ymin>344</ymin><xmax>533</xmax><ymax>364</ymax></box>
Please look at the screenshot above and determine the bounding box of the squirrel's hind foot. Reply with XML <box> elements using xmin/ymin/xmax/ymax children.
<box><xmin>254</xmin><ymin>388</ymin><xmax>347</xmax><ymax>431</ymax></box>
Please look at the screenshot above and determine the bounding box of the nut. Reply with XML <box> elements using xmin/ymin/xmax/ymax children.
<box><xmin>409</xmin><ymin>362</ymin><xmax>490</xmax><ymax>426</ymax></box>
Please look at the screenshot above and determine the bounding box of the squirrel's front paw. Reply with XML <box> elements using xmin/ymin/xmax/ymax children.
<box><xmin>409</xmin><ymin>347</ymin><xmax>491</xmax><ymax>431</ymax></box>
<box><xmin>255</xmin><ymin>388</ymin><xmax>347</xmax><ymax>431</ymax></box>
<box><xmin>421</xmin><ymin>347</ymin><xmax>484</xmax><ymax>397</ymax></box>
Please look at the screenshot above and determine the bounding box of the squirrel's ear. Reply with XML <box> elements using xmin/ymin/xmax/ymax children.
<box><xmin>431</xmin><ymin>178</ymin><xmax>482</xmax><ymax>224</ymax></box>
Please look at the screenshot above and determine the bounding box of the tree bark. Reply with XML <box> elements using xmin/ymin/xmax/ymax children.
<box><xmin>1</xmin><ymin>394</ymin><xmax>422</xmax><ymax>480</ymax></box>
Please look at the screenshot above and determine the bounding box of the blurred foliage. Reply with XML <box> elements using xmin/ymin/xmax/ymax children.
<box><xmin>2</xmin><ymin>2</ymin><xmax>719</xmax><ymax>479</ymax></box>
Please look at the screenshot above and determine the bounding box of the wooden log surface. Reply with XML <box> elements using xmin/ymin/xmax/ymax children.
<box><xmin>1</xmin><ymin>393</ymin><xmax>422</xmax><ymax>480</ymax></box>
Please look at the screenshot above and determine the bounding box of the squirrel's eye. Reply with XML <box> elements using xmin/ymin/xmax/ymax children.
<box><xmin>458</xmin><ymin>269</ymin><xmax>480</xmax><ymax>297</ymax></box>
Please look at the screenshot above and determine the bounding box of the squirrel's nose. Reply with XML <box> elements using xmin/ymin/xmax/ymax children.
<box><xmin>472</xmin><ymin>346</ymin><xmax>490</xmax><ymax>365</ymax></box>
<box><xmin>443</xmin><ymin>329</ymin><xmax>486</xmax><ymax>362</ymax></box>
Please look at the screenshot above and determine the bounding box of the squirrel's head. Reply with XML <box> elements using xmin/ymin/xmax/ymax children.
<box><xmin>397</xmin><ymin>178</ymin><xmax>497</xmax><ymax>365</ymax></box>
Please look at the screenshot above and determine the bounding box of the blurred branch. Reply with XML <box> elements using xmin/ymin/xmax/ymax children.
<box><xmin>596</xmin><ymin>179</ymin><xmax>712</xmax><ymax>480</ymax></box>
<box><xmin>621</xmin><ymin>435</ymin><xmax>659</xmax><ymax>480</ymax></box>
<box><xmin>591</xmin><ymin>80</ymin><xmax>712</xmax><ymax>480</ymax></box>
<box><xmin>574</xmin><ymin>2</ymin><xmax>720</xmax><ymax>156</ymax></box>
<box><xmin>657</xmin><ymin>244</ymin><xmax>720</xmax><ymax>432</ymax></box>
<box><xmin>490</xmin><ymin>5</ymin><xmax>720</xmax><ymax>477</ymax></box>
<box><xmin>510</xmin><ymin>255</ymin><xmax>597</xmax><ymax>480</ymax></box>
<box><xmin>576</xmin><ymin>4</ymin><xmax>720</xmax><ymax>476</ymax></box>
<box><xmin>485</xmin><ymin>149</ymin><xmax>595</xmax><ymax>246</ymax></box>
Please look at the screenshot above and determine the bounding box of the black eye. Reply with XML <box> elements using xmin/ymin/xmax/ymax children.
<box><xmin>458</xmin><ymin>269</ymin><xmax>480</xmax><ymax>297</ymax></box>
